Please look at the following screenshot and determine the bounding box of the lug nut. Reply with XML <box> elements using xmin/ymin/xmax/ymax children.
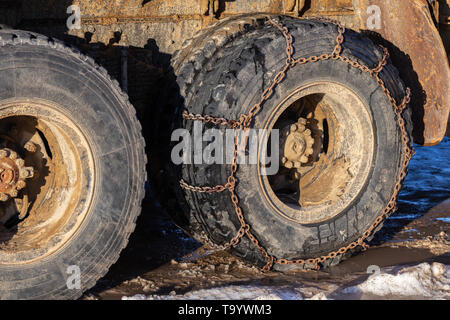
<box><xmin>9</xmin><ymin>189</ymin><xmax>18</xmax><ymax>198</ymax></box>
<box><xmin>0</xmin><ymin>150</ymin><xmax>9</xmax><ymax>158</ymax></box>
<box><xmin>9</xmin><ymin>151</ymin><xmax>17</xmax><ymax>160</ymax></box>
<box><xmin>16</xmin><ymin>180</ymin><xmax>26</xmax><ymax>190</ymax></box>
<box><xmin>300</xmin><ymin>155</ymin><xmax>309</xmax><ymax>163</ymax></box>
<box><xmin>24</xmin><ymin>142</ymin><xmax>37</xmax><ymax>153</ymax></box>
<box><xmin>21</xmin><ymin>168</ymin><xmax>34</xmax><ymax>179</ymax></box>
<box><xmin>16</xmin><ymin>159</ymin><xmax>25</xmax><ymax>167</ymax></box>
<box><xmin>0</xmin><ymin>193</ymin><xmax>8</xmax><ymax>201</ymax></box>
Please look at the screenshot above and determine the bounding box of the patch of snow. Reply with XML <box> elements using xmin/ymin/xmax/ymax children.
<box><xmin>307</xmin><ymin>292</ymin><xmax>328</xmax><ymax>300</ymax></box>
<box><xmin>122</xmin><ymin>263</ymin><xmax>449</xmax><ymax>300</ymax></box>
<box><xmin>340</xmin><ymin>262</ymin><xmax>449</xmax><ymax>299</ymax></box>
<box><xmin>123</xmin><ymin>285</ymin><xmax>303</xmax><ymax>300</ymax></box>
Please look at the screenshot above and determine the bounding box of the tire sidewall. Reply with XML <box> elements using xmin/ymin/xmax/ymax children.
<box><xmin>234</xmin><ymin>59</ymin><xmax>402</xmax><ymax>260</ymax></box>
<box><xmin>0</xmin><ymin>43</ymin><xmax>144</xmax><ymax>299</ymax></box>
<box><xmin>179</xmin><ymin>20</ymin><xmax>405</xmax><ymax>265</ymax></box>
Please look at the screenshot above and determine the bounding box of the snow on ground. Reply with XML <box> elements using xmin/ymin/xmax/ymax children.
<box><xmin>122</xmin><ymin>285</ymin><xmax>304</xmax><ymax>300</ymax></box>
<box><xmin>122</xmin><ymin>262</ymin><xmax>449</xmax><ymax>300</ymax></box>
<box><xmin>338</xmin><ymin>262</ymin><xmax>449</xmax><ymax>299</ymax></box>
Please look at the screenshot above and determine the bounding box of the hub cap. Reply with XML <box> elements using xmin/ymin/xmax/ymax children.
<box><xmin>0</xmin><ymin>148</ymin><xmax>34</xmax><ymax>201</ymax></box>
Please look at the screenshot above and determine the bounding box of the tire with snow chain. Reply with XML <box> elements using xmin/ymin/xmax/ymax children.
<box><xmin>0</xmin><ymin>30</ymin><xmax>146</xmax><ymax>299</ymax></box>
<box><xmin>170</xmin><ymin>15</ymin><xmax>412</xmax><ymax>270</ymax></box>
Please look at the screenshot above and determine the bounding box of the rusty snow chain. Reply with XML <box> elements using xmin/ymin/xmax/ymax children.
<box><xmin>179</xmin><ymin>16</ymin><xmax>414</xmax><ymax>272</ymax></box>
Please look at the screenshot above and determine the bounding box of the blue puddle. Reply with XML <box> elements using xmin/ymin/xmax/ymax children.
<box><xmin>390</xmin><ymin>137</ymin><xmax>450</xmax><ymax>222</ymax></box>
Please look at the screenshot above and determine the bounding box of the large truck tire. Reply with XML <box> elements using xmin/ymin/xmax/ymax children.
<box><xmin>0</xmin><ymin>30</ymin><xmax>146</xmax><ymax>299</ymax></box>
<box><xmin>170</xmin><ymin>15</ymin><xmax>412</xmax><ymax>270</ymax></box>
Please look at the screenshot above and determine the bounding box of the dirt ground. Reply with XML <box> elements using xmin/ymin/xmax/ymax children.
<box><xmin>82</xmin><ymin>138</ymin><xmax>450</xmax><ymax>300</ymax></box>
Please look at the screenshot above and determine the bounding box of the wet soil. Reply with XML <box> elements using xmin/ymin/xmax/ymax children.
<box><xmin>83</xmin><ymin>138</ymin><xmax>449</xmax><ymax>300</ymax></box>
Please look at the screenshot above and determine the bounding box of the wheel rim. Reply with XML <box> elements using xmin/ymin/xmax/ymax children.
<box><xmin>0</xmin><ymin>100</ymin><xmax>95</xmax><ymax>264</ymax></box>
<box><xmin>258</xmin><ymin>82</ymin><xmax>375</xmax><ymax>224</ymax></box>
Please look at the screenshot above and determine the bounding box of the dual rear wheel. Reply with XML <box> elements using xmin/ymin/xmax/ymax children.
<box><xmin>0</xmin><ymin>15</ymin><xmax>410</xmax><ymax>299</ymax></box>
<box><xmin>0</xmin><ymin>30</ymin><xmax>146</xmax><ymax>299</ymax></box>
<box><xmin>170</xmin><ymin>15</ymin><xmax>410</xmax><ymax>269</ymax></box>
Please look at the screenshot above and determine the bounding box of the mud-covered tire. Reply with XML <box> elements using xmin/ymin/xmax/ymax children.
<box><xmin>170</xmin><ymin>16</ymin><xmax>411</xmax><ymax>269</ymax></box>
<box><xmin>0</xmin><ymin>30</ymin><xmax>146</xmax><ymax>299</ymax></box>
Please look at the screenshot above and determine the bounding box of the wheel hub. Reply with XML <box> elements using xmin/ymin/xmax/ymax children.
<box><xmin>0</xmin><ymin>148</ymin><xmax>34</xmax><ymax>201</ymax></box>
<box><xmin>280</xmin><ymin>117</ymin><xmax>314</xmax><ymax>170</ymax></box>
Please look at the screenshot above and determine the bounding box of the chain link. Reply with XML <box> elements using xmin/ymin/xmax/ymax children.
<box><xmin>179</xmin><ymin>17</ymin><xmax>414</xmax><ymax>272</ymax></box>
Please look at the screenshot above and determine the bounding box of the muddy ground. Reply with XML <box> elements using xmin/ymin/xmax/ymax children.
<box><xmin>83</xmin><ymin>138</ymin><xmax>450</xmax><ymax>300</ymax></box>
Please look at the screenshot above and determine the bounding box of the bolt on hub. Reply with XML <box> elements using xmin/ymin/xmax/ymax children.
<box><xmin>0</xmin><ymin>148</ymin><xmax>34</xmax><ymax>201</ymax></box>
<box><xmin>280</xmin><ymin>117</ymin><xmax>314</xmax><ymax>172</ymax></box>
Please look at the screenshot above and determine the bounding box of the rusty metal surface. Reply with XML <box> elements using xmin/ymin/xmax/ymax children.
<box><xmin>1</xmin><ymin>1</ymin><xmax>362</xmax><ymax>52</ymax></box>
<box><xmin>0</xmin><ymin>149</ymin><xmax>34</xmax><ymax>201</ymax></box>
<box><xmin>439</xmin><ymin>0</ymin><xmax>450</xmax><ymax>61</ymax></box>
<box><xmin>354</xmin><ymin>0</ymin><xmax>450</xmax><ymax>145</ymax></box>
<box><xmin>0</xmin><ymin>0</ymin><xmax>448</xmax><ymax>145</ymax></box>
<box><xmin>438</xmin><ymin>0</ymin><xmax>450</xmax><ymax>138</ymax></box>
